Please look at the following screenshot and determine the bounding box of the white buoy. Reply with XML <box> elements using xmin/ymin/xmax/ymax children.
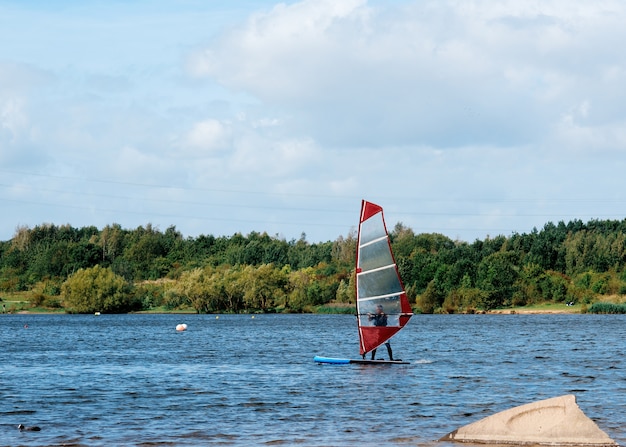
<box><xmin>176</xmin><ymin>324</ymin><xmax>187</xmax><ymax>331</ymax></box>
<box><xmin>215</xmin><ymin>315</ymin><xmax>219</xmax><ymax>319</ymax></box>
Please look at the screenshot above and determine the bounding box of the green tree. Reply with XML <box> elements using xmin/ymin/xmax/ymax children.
<box><xmin>408</xmin><ymin>251</ymin><xmax>441</xmax><ymax>294</ymax></box>
<box><xmin>476</xmin><ymin>251</ymin><xmax>518</xmax><ymax>310</ymax></box>
<box><xmin>514</xmin><ymin>263</ymin><xmax>544</xmax><ymax>306</ymax></box>
<box><xmin>390</xmin><ymin>223</ymin><xmax>417</xmax><ymax>258</ymax></box>
<box><xmin>526</xmin><ymin>222</ymin><xmax>567</xmax><ymax>271</ymax></box>
<box><xmin>417</xmin><ymin>280</ymin><xmax>444</xmax><ymax>314</ymax></box>
<box><xmin>288</xmin><ymin>267</ymin><xmax>315</xmax><ymax>311</ymax></box>
<box><xmin>331</xmin><ymin>232</ymin><xmax>356</xmax><ymax>268</ymax></box>
<box><xmin>176</xmin><ymin>267</ymin><xmax>227</xmax><ymax>313</ymax></box>
<box><xmin>98</xmin><ymin>223</ymin><xmax>125</xmax><ymax>263</ymax></box>
<box><xmin>61</xmin><ymin>265</ymin><xmax>137</xmax><ymax>313</ymax></box>
<box><xmin>122</xmin><ymin>224</ymin><xmax>169</xmax><ymax>280</ymax></box>
<box><xmin>241</xmin><ymin>263</ymin><xmax>288</xmax><ymax>312</ymax></box>
<box><xmin>335</xmin><ymin>275</ymin><xmax>356</xmax><ymax>304</ymax></box>
<box><xmin>221</xmin><ymin>266</ymin><xmax>245</xmax><ymax>312</ymax></box>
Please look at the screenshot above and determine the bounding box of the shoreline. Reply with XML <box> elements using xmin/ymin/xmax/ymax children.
<box><xmin>487</xmin><ymin>309</ymin><xmax>580</xmax><ymax>315</ymax></box>
<box><xmin>5</xmin><ymin>308</ymin><xmax>583</xmax><ymax>315</ymax></box>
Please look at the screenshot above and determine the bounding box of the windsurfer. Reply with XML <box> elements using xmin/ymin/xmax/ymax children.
<box><xmin>366</xmin><ymin>304</ymin><xmax>394</xmax><ymax>361</ymax></box>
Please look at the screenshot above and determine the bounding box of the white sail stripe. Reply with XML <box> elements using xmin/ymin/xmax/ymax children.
<box><xmin>358</xmin><ymin>293</ymin><xmax>403</xmax><ymax>301</ymax></box>
<box><xmin>359</xmin><ymin>234</ymin><xmax>387</xmax><ymax>249</ymax></box>
<box><xmin>357</xmin><ymin>264</ymin><xmax>396</xmax><ymax>275</ymax></box>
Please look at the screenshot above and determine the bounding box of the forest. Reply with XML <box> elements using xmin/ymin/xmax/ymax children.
<box><xmin>2</xmin><ymin>218</ymin><xmax>626</xmax><ymax>314</ymax></box>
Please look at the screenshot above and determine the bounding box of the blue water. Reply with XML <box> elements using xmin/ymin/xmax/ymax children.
<box><xmin>1</xmin><ymin>314</ymin><xmax>624</xmax><ymax>446</ymax></box>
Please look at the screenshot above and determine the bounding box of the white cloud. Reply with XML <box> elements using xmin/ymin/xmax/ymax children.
<box><xmin>188</xmin><ymin>0</ymin><xmax>369</xmax><ymax>100</ymax></box>
<box><xmin>554</xmin><ymin>111</ymin><xmax>626</xmax><ymax>154</ymax></box>
<box><xmin>0</xmin><ymin>97</ymin><xmax>28</xmax><ymax>142</ymax></box>
<box><xmin>182</xmin><ymin>119</ymin><xmax>232</xmax><ymax>154</ymax></box>
<box><xmin>0</xmin><ymin>63</ymin><xmax>49</xmax><ymax>149</ymax></box>
<box><xmin>230</xmin><ymin>134</ymin><xmax>319</xmax><ymax>177</ymax></box>
<box><xmin>109</xmin><ymin>145</ymin><xmax>171</xmax><ymax>182</ymax></box>
<box><xmin>191</xmin><ymin>0</ymin><xmax>626</xmax><ymax>150</ymax></box>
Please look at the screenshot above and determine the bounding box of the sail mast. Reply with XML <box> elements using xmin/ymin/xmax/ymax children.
<box><xmin>356</xmin><ymin>200</ymin><xmax>413</xmax><ymax>356</ymax></box>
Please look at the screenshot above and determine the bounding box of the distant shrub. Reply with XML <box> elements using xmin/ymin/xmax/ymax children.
<box><xmin>61</xmin><ymin>265</ymin><xmax>138</xmax><ymax>313</ymax></box>
<box><xmin>43</xmin><ymin>297</ymin><xmax>62</xmax><ymax>308</ymax></box>
<box><xmin>588</xmin><ymin>302</ymin><xmax>626</xmax><ymax>314</ymax></box>
<box><xmin>163</xmin><ymin>289</ymin><xmax>188</xmax><ymax>310</ymax></box>
<box><xmin>580</xmin><ymin>303</ymin><xmax>588</xmax><ymax>314</ymax></box>
<box><xmin>30</xmin><ymin>293</ymin><xmax>45</xmax><ymax>307</ymax></box>
<box><xmin>314</xmin><ymin>304</ymin><xmax>355</xmax><ymax>314</ymax></box>
<box><xmin>591</xmin><ymin>276</ymin><xmax>610</xmax><ymax>294</ymax></box>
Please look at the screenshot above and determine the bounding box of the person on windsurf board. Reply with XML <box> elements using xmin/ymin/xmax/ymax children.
<box><xmin>364</xmin><ymin>304</ymin><xmax>394</xmax><ymax>361</ymax></box>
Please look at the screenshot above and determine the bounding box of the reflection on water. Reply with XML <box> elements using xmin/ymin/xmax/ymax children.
<box><xmin>1</xmin><ymin>313</ymin><xmax>625</xmax><ymax>446</ymax></box>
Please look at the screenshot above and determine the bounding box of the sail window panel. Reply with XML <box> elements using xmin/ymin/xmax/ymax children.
<box><xmin>359</xmin><ymin>238</ymin><xmax>393</xmax><ymax>272</ymax></box>
<box><xmin>359</xmin><ymin>215</ymin><xmax>386</xmax><ymax>246</ymax></box>
<box><xmin>359</xmin><ymin>314</ymin><xmax>401</xmax><ymax>327</ymax></box>
<box><xmin>358</xmin><ymin>296</ymin><xmax>402</xmax><ymax>327</ymax></box>
<box><xmin>358</xmin><ymin>267</ymin><xmax>403</xmax><ymax>299</ymax></box>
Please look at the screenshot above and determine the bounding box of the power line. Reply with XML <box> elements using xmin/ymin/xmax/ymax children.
<box><xmin>3</xmin><ymin>168</ymin><xmax>626</xmax><ymax>205</ymax></box>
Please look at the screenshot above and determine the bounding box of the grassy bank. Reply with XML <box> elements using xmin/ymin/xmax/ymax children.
<box><xmin>489</xmin><ymin>302</ymin><xmax>582</xmax><ymax>314</ymax></box>
<box><xmin>5</xmin><ymin>289</ymin><xmax>625</xmax><ymax>315</ymax></box>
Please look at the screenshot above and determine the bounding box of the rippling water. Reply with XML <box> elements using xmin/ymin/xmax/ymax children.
<box><xmin>1</xmin><ymin>313</ymin><xmax>624</xmax><ymax>446</ymax></box>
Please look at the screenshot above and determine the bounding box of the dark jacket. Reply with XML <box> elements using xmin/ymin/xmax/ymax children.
<box><xmin>370</xmin><ymin>313</ymin><xmax>387</xmax><ymax>327</ymax></box>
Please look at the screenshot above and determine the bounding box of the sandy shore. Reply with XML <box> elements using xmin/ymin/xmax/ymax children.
<box><xmin>488</xmin><ymin>308</ymin><xmax>580</xmax><ymax>315</ymax></box>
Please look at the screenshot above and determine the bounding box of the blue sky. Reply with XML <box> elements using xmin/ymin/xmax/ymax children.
<box><xmin>2</xmin><ymin>0</ymin><xmax>626</xmax><ymax>243</ymax></box>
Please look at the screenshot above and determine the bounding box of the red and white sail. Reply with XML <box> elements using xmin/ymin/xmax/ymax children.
<box><xmin>356</xmin><ymin>200</ymin><xmax>413</xmax><ymax>356</ymax></box>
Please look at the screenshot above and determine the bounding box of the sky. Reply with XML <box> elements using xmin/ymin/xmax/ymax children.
<box><xmin>1</xmin><ymin>0</ymin><xmax>626</xmax><ymax>244</ymax></box>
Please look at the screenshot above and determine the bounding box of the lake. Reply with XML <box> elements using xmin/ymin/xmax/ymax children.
<box><xmin>1</xmin><ymin>313</ymin><xmax>625</xmax><ymax>446</ymax></box>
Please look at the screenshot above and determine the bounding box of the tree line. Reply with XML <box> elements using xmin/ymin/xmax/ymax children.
<box><xmin>1</xmin><ymin>218</ymin><xmax>626</xmax><ymax>313</ymax></box>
